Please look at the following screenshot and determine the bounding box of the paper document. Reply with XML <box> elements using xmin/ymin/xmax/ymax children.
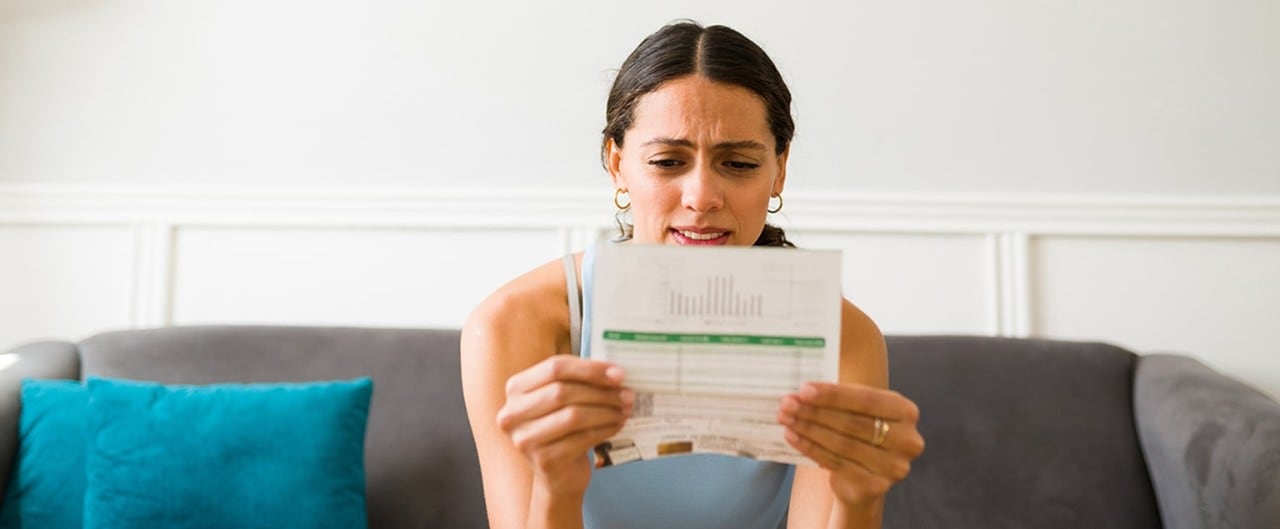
<box><xmin>587</xmin><ymin>244</ymin><xmax>842</xmax><ymax>466</ymax></box>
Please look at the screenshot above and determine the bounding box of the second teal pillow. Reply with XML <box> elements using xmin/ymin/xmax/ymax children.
<box><xmin>84</xmin><ymin>377</ymin><xmax>373</xmax><ymax>529</ymax></box>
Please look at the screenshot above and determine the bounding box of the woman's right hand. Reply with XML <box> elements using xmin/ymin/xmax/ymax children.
<box><xmin>497</xmin><ymin>355</ymin><xmax>634</xmax><ymax>496</ymax></box>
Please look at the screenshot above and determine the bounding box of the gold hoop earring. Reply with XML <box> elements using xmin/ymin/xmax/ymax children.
<box><xmin>613</xmin><ymin>188</ymin><xmax>631</xmax><ymax>210</ymax></box>
<box><xmin>767</xmin><ymin>194</ymin><xmax>783</xmax><ymax>214</ymax></box>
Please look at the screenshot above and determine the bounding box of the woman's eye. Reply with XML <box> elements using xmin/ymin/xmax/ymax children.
<box><xmin>724</xmin><ymin>161</ymin><xmax>760</xmax><ymax>171</ymax></box>
<box><xmin>648</xmin><ymin>159</ymin><xmax>684</xmax><ymax>168</ymax></box>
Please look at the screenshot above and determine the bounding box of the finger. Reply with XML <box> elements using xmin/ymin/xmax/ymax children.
<box><xmin>785</xmin><ymin>418</ymin><xmax>912</xmax><ymax>481</ymax></box>
<box><xmin>778</xmin><ymin>395</ymin><xmax>877</xmax><ymax>442</ymax></box>
<box><xmin>794</xmin><ymin>382</ymin><xmax>919</xmax><ymax>423</ymax></box>
<box><xmin>499</xmin><ymin>383</ymin><xmax>634</xmax><ymax>431</ymax></box>
<box><xmin>780</xmin><ymin>396</ymin><xmax>926</xmax><ymax>459</ymax></box>
<box><xmin>508</xmin><ymin>403</ymin><xmax>629</xmax><ymax>454</ymax></box>
<box><xmin>506</xmin><ymin>355</ymin><xmax>625</xmax><ymax>396</ymax></box>
<box><xmin>527</xmin><ymin>422</ymin><xmax>627</xmax><ymax>473</ymax></box>
<box><xmin>784</xmin><ymin>428</ymin><xmax>894</xmax><ymax>499</ymax></box>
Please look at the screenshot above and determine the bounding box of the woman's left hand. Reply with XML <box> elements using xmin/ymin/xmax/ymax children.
<box><xmin>778</xmin><ymin>382</ymin><xmax>925</xmax><ymax>509</ymax></box>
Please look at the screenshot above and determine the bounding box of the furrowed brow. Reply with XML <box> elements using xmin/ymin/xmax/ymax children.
<box><xmin>642</xmin><ymin>137</ymin><xmax>695</xmax><ymax>148</ymax></box>
<box><xmin>713</xmin><ymin>140</ymin><xmax>767</xmax><ymax>151</ymax></box>
<box><xmin>641</xmin><ymin>138</ymin><xmax>767</xmax><ymax>151</ymax></box>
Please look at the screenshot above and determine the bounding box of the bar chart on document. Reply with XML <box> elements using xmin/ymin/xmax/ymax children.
<box><xmin>667</xmin><ymin>274</ymin><xmax>763</xmax><ymax>319</ymax></box>
<box><xmin>590</xmin><ymin>244</ymin><xmax>844</xmax><ymax>398</ymax></box>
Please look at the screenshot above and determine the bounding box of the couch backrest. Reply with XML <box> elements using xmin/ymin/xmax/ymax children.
<box><xmin>8</xmin><ymin>328</ymin><xmax>1170</xmax><ymax>528</ymax></box>
<box><xmin>78</xmin><ymin>326</ymin><xmax>487</xmax><ymax>529</ymax></box>
<box><xmin>883</xmin><ymin>335</ymin><xmax>1163</xmax><ymax>529</ymax></box>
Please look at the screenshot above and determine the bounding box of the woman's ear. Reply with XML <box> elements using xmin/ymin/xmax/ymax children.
<box><xmin>606</xmin><ymin>138</ymin><xmax>626</xmax><ymax>189</ymax></box>
<box><xmin>773</xmin><ymin>144</ymin><xmax>789</xmax><ymax>196</ymax></box>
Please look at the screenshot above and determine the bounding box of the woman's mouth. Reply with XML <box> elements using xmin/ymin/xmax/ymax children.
<box><xmin>671</xmin><ymin>228</ymin><xmax>730</xmax><ymax>245</ymax></box>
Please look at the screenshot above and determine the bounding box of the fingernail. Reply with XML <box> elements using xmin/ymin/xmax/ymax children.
<box><xmin>780</xmin><ymin>396</ymin><xmax>799</xmax><ymax>413</ymax></box>
<box><xmin>799</xmin><ymin>384</ymin><xmax>819</xmax><ymax>400</ymax></box>
<box><xmin>779</xmin><ymin>413</ymin><xmax>794</xmax><ymax>426</ymax></box>
<box><xmin>605</xmin><ymin>366</ymin><xmax>625</xmax><ymax>383</ymax></box>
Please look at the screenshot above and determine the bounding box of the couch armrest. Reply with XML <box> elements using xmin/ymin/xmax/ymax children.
<box><xmin>1134</xmin><ymin>353</ymin><xmax>1280</xmax><ymax>529</ymax></box>
<box><xmin>0</xmin><ymin>341</ymin><xmax>81</xmax><ymax>499</ymax></box>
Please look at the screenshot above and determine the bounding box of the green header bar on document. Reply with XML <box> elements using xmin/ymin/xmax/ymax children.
<box><xmin>602</xmin><ymin>330</ymin><xmax>825</xmax><ymax>348</ymax></box>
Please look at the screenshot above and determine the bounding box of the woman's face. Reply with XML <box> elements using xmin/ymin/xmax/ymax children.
<box><xmin>607</xmin><ymin>75</ymin><xmax>787</xmax><ymax>247</ymax></box>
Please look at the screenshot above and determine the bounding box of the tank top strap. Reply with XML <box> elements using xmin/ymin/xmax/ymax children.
<box><xmin>564</xmin><ymin>245</ymin><xmax>598</xmax><ymax>358</ymax></box>
<box><xmin>563</xmin><ymin>252</ymin><xmax>582</xmax><ymax>357</ymax></box>
<box><xmin>580</xmin><ymin>244</ymin><xmax>596</xmax><ymax>358</ymax></box>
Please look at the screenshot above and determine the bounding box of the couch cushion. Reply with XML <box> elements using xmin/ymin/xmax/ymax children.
<box><xmin>78</xmin><ymin>326</ymin><xmax>486</xmax><ymax>529</ymax></box>
<box><xmin>882</xmin><ymin>336</ymin><xmax>1162</xmax><ymax>529</ymax></box>
<box><xmin>0</xmin><ymin>380</ymin><xmax>87</xmax><ymax>529</ymax></box>
<box><xmin>83</xmin><ymin>377</ymin><xmax>371</xmax><ymax>529</ymax></box>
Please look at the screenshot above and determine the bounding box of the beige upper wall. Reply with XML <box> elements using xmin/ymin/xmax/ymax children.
<box><xmin>1</xmin><ymin>0</ymin><xmax>1277</xmax><ymax>194</ymax></box>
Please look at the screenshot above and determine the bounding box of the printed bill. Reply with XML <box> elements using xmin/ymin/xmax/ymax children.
<box><xmin>586</xmin><ymin>244</ymin><xmax>843</xmax><ymax>466</ymax></box>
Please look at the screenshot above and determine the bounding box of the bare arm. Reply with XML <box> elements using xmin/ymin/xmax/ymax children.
<box><xmin>460</xmin><ymin>272</ymin><xmax>632</xmax><ymax>529</ymax></box>
<box><xmin>783</xmin><ymin>299</ymin><xmax>925</xmax><ymax>529</ymax></box>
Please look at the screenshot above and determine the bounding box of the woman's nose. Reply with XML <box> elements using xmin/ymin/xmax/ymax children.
<box><xmin>681</xmin><ymin>165</ymin><xmax>724</xmax><ymax>212</ymax></box>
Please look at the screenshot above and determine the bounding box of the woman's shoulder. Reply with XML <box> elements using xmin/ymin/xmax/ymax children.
<box><xmin>840</xmin><ymin>298</ymin><xmax>883</xmax><ymax>343</ymax></box>
<box><xmin>838</xmin><ymin>297</ymin><xmax>888</xmax><ymax>387</ymax></box>
<box><xmin>462</xmin><ymin>253</ymin><xmax>583</xmax><ymax>361</ymax></box>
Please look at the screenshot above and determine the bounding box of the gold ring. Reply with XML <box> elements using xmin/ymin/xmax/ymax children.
<box><xmin>871</xmin><ymin>417</ymin><xmax>890</xmax><ymax>447</ymax></box>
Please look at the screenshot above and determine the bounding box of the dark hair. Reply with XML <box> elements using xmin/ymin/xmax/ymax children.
<box><xmin>603</xmin><ymin>21</ymin><xmax>795</xmax><ymax>248</ymax></box>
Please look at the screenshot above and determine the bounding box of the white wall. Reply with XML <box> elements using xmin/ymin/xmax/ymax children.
<box><xmin>2</xmin><ymin>2</ymin><xmax>1279</xmax><ymax>398</ymax></box>
<box><xmin>1</xmin><ymin>0</ymin><xmax>1277</xmax><ymax>193</ymax></box>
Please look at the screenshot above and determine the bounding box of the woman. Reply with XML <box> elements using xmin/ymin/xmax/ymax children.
<box><xmin>461</xmin><ymin>22</ymin><xmax>924</xmax><ymax>529</ymax></box>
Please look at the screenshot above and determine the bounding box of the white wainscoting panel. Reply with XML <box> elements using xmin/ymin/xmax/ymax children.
<box><xmin>1031</xmin><ymin>236</ymin><xmax>1280</xmax><ymax>399</ymax></box>
<box><xmin>3</xmin><ymin>185</ymin><xmax>1280</xmax><ymax>398</ymax></box>
<box><xmin>789</xmin><ymin>231</ymin><xmax>993</xmax><ymax>336</ymax></box>
<box><xmin>171</xmin><ymin>227</ymin><xmax>564</xmax><ymax>328</ymax></box>
<box><xmin>0</xmin><ymin>225</ymin><xmax>136</xmax><ymax>348</ymax></box>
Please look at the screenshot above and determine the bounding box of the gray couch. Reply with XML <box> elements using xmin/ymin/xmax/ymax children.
<box><xmin>2</xmin><ymin>326</ymin><xmax>1278</xmax><ymax>528</ymax></box>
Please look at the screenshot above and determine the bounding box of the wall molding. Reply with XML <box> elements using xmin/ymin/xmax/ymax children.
<box><xmin>4</xmin><ymin>184</ymin><xmax>1280</xmax><ymax>336</ymax></box>
<box><xmin>0</xmin><ymin>185</ymin><xmax>612</xmax><ymax>229</ymax></box>
<box><xmin>3</xmin><ymin>184</ymin><xmax>1279</xmax><ymax>236</ymax></box>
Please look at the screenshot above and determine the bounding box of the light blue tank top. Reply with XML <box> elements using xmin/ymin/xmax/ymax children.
<box><xmin>565</xmin><ymin>245</ymin><xmax>793</xmax><ymax>529</ymax></box>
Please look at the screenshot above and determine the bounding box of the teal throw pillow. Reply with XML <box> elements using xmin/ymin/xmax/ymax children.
<box><xmin>83</xmin><ymin>377</ymin><xmax>374</xmax><ymax>529</ymax></box>
<box><xmin>0</xmin><ymin>379</ymin><xmax>88</xmax><ymax>529</ymax></box>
